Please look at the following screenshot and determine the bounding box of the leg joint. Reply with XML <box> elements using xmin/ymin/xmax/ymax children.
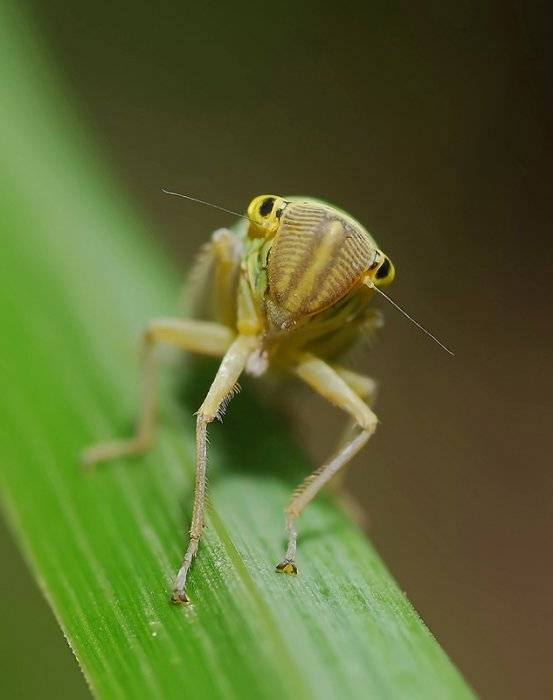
<box><xmin>195</xmin><ymin>409</ymin><xmax>214</xmax><ymax>426</ymax></box>
<box><xmin>356</xmin><ymin>404</ymin><xmax>378</xmax><ymax>434</ymax></box>
<box><xmin>286</xmin><ymin>504</ymin><xmax>299</xmax><ymax>518</ymax></box>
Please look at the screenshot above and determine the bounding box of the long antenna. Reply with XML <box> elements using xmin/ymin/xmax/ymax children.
<box><xmin>364</xmin><ymin>279</ymin><xmax>454</xmax><ymax>356</ymax></box>
<box><xmin>161</xmin><ymin>189</ymin><xmax>250</xmax><ymax>221</ymax></box>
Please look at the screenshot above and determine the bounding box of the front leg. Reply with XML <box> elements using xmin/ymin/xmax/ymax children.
<box><xmin>276</xmin><ymin>354</ymin><xmax>378</xmax><ymax>574</ymax></box>
<box><xmin>172</xmin><ymin>333</ymin><xmax>260</xmax><ymax>604</ymax></box>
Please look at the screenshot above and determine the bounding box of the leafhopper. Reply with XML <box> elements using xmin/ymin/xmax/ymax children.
<box><xmin>84</xmin><ymin>193</ymin><xmax>451</xmax><ymax>604</ymax></box>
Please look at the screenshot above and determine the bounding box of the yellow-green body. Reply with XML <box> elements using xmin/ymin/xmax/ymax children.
<box><xmin>86</xmin><ymin>194</ymin><xmax>396</xmax><ymax>604</ymax></box>
<box><xmin>200</xmin><ymin>196</ymin><xmax>394</xmax><ymax>371</ymax></box>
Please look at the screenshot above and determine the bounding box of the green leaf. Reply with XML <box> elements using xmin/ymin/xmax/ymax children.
<box><xmin>0</xmin><ymin>4</ymin><xmax>475</xmax><ymax>699</ymax></box>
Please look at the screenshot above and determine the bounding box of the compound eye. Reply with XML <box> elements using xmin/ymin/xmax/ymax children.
<box><xmin>376</xmin><ymin>257</ymin><xmax>391</xmax><ymax>280</ymax></box>
<box><xmin>259</xmin><ymin>197</ymin><xmax>275</xmax><ymax>217</ymax></box>
<box><xmin>375</xmin><ymin>256</ymin><xmax>395</xmax><ymax>285</ymax></box>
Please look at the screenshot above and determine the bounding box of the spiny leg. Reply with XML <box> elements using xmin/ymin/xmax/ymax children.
<box><xmin>326</xmin><ymin>365</ymin><xmax>377</xmax><ymax>524</ymax></box>
<box><xmin>276</xmin><ymin>354</ymin><xmax>378</xmax><ymax>574</ymax></box>
<box><xmin>172</xmin><ymin>334</ymin><xmax>259</xmax><ymax>604</ymax></box>
<box><xmin>331</xmin><ymin>364</ymin><xmax>378</xmax><ymax>458</ymax></box>
<box><xmin>211</xmin><ymin>228</ymin><xmax>241</xmax><ymax>326</ymax></box>
<box><xmin>333</xmin><ymin>365</ymin><xmax>377</xmax><ymax>407</ymax></box>
<box><xmin>182</xmin><ymin>227</ymin><xmax>240</xmax><ymax>324</ymax></box>
<box><xmin>82</xmin><ymin>319</ymin><xmax>235</xmax><ymax>468</ymax></box>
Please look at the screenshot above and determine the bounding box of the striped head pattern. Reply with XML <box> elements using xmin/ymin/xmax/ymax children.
<box><xmin>247</xmin><ymin>195</ymin><xmax>395</xmax><ymax>330</ymax></box>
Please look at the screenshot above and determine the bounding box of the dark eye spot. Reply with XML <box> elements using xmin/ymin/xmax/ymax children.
<box><xmin>259</xmin><ymin>197</ymin><xmax>275</xmax><ymax>217</ymax></box>
<box><xmin>376</xmin><ymin>257</ymin><xmax>391</xmax><ymax>280</ymax></box>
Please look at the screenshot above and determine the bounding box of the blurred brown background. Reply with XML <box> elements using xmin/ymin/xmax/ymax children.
<box><xmin>1</xmin><ymin>2</ymin><xmax>551</xmax><ymax>698</ymax></box>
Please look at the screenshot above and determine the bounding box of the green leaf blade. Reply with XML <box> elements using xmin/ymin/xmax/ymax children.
<box><xmin>0</xmin><ymin>4</ymin><xmax>475</xmax><ymax>699</ymax></box>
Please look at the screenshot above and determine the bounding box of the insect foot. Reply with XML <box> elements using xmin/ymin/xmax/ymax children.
<box><xmin>171</xmin><ymin>588</ymin><xmax>191</xmax><ymax>605</ymax></box>
<box><xmin>276</xmin><ymin>559</ymin><xmax>298</xmax><ymax>575</ymax></box>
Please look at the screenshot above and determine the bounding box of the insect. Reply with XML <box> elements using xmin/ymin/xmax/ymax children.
<box><xmin>83</xmin><ymin>193</ymin><xmax>452</xmax><ymax>604</ymax></box>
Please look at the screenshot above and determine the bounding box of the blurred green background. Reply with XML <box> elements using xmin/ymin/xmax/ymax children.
<box><xmin>1</xmin><ymin>2</ymin><xmax>551</xmax><ymax>698</ymax></box>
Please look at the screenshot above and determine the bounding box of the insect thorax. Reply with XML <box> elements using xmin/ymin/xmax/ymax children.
<box><xmin>265</xmin><ymin>201</ymin><xmax>376</xmax><ymax>330</ymax></box>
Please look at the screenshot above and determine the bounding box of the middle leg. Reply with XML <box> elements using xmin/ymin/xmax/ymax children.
<box><xmin>326</xmin><ymin>364</ymin><xmax>378</xmax><ymax>524</ymax></box>
<box><xmin>82</xmin><ymin>319</ymin><xmax>235</xmax><ymax>468</ymax></box>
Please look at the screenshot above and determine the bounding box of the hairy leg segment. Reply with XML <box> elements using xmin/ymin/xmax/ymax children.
<box><xmin>82</xmin><ymin>319</ymin><xmax>235</xmax><ymax>468</ymax></box>
<box><xmin>172</xmin><ymin>334</ymin><xmax>259</xmax><ymax>603</ymax></box>
<box><xmin>276</xmin><ymin>354</ymin><xmax>378</xmax><ymax>574</ymax></box>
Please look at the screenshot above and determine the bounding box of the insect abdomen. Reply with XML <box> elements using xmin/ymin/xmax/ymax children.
<box><xmin>266</xmin><ymin>201</ymin><xmax>374</xmax><ymax>328</ymax></box>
